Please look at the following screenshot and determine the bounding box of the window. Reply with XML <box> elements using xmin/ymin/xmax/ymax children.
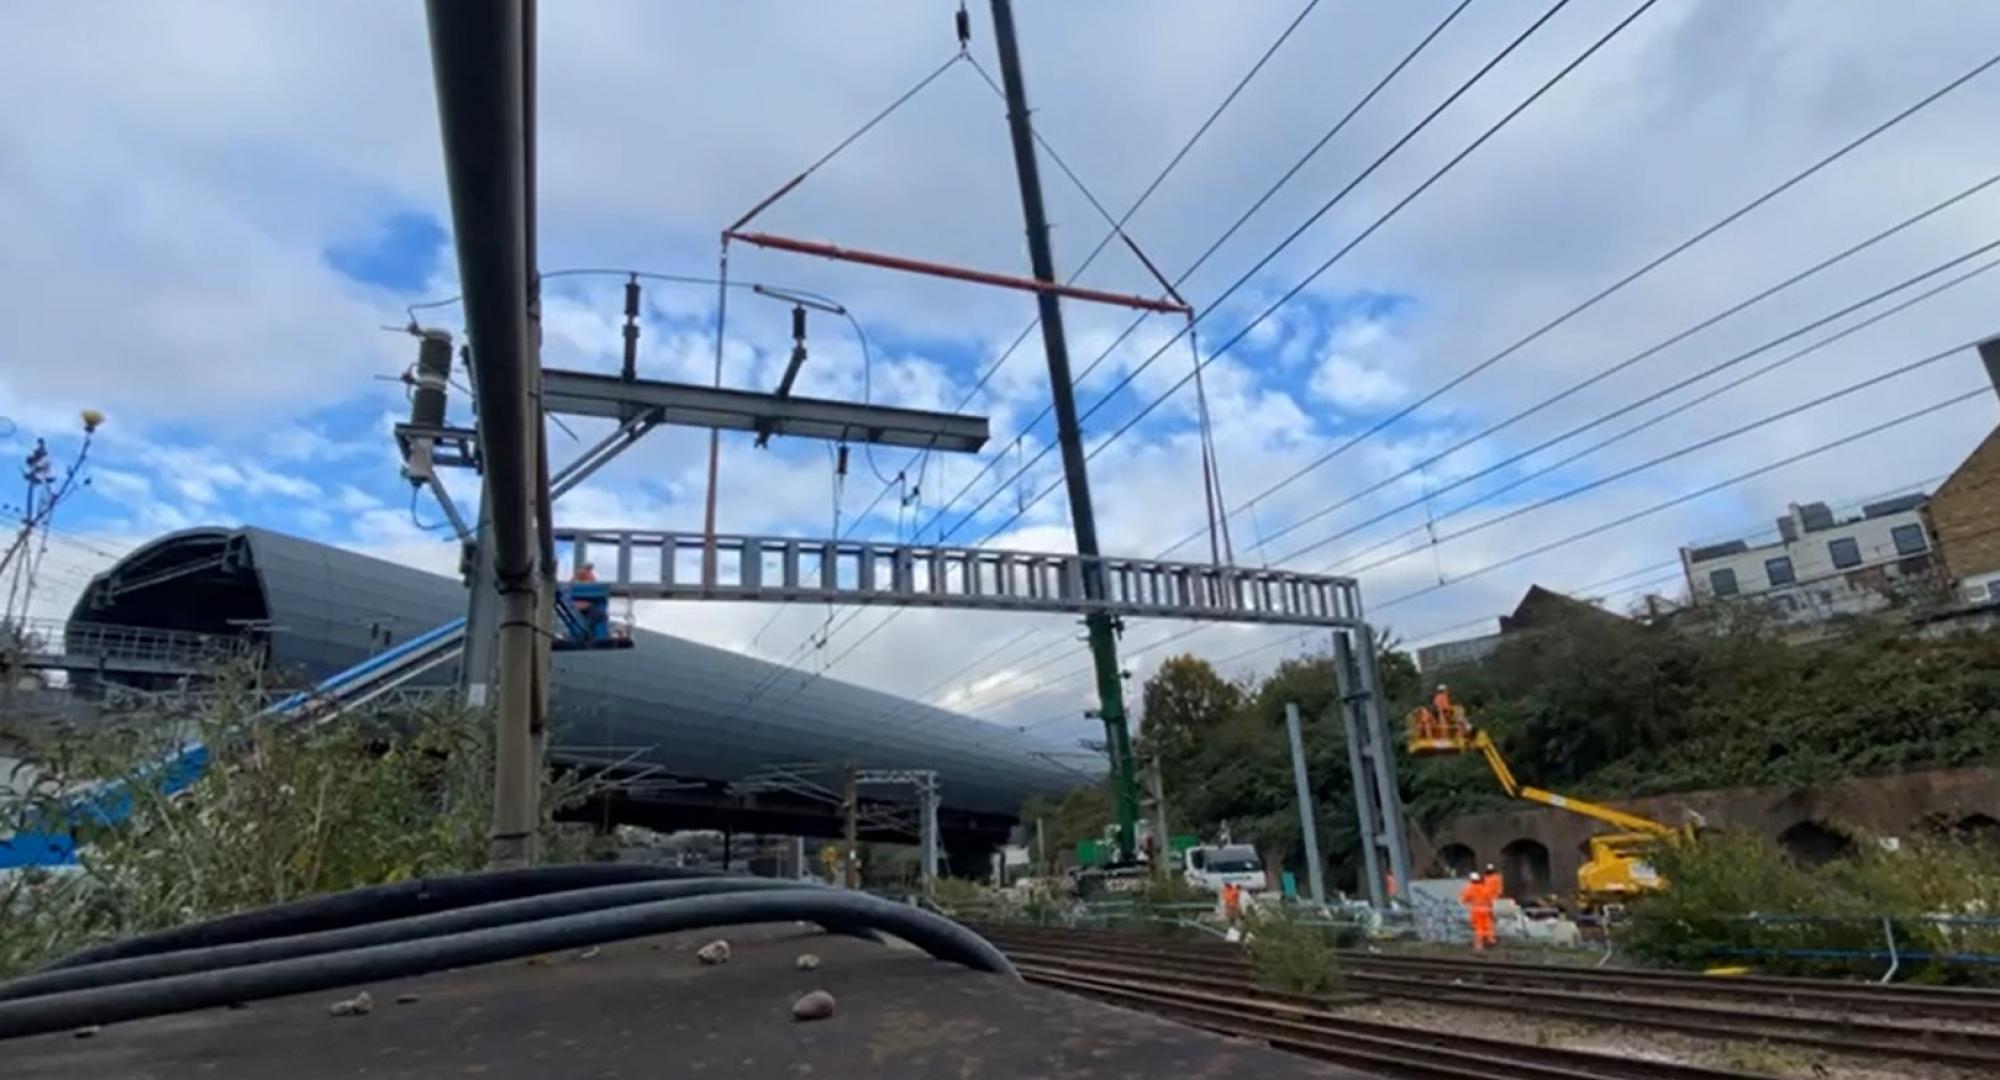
<box><xmin>1709</xmin><ymin>568</ymin><xmax>1739</xmax><ymax>597</ymax></box>
<box><xmin>1828</xmin><ymin>537</ymin><xmax>1862</xmax><ymax>569</ymax></box>
<box><xmin>1765</xmin><ymin>556</ymin><xmax>1795</xmax><ymax>587</ymax></box>
<box><xmin>1892</xmin><ymin>523</ymin><xmax>1928</xmax><ymax>556</ymax></box>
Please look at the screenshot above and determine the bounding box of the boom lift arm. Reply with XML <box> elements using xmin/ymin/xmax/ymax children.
<box><xmin>1464</xmin><ymin>730</ymin><xmax>1675</xmax><ymax>839</ymax></box>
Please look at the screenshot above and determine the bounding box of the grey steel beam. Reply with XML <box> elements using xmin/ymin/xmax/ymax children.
<box><xmin>553</xmin><ymin>529</ymin><xmax>1366</xmax><ymax>629</ymax></box>
<box><xmin>540</xmin><ymin>369</ymin><xmax>989</xmax><ymax>452</ymax></box>
<box><xmin>551</xmin><ymin>409</ymin><xmax>660</xmax><ymax>500</ymax></box>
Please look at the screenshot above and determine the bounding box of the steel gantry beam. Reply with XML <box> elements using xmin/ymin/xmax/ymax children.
<box><xmin>538</xmin><ymin>369</ymin><xmax>990</xmax><ymax>453</ymax></box>
<box><xmin>553</xmin><ymin>529</ymin><xmax>1367</xmax><ymax>629</ymax></box>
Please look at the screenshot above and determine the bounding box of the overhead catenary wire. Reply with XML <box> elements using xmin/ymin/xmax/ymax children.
<box><xmin>1155</xmin><ymin>45</ymin><xmax>2000</xmax><ymax>561</ymax></box>
<box><xmin>1252</xmin><ymin>177</ymin><xmax>2000</xmax><ymax>561</ymax></box>
<box><xmin>842</xmin><ymin>0</ymin><xmax>1332</xmax><ymax>545</ymax></box>
<box><xmin>1315</xmin><ymin>248</ymin><xmax>2000</xmax><ymax>574</ymax></box>
<box><xmin>746</xmin><ymin>0</ymin><xmax>1345</xmax><ymax>705</ymax></box>
<box><xmin>965</xmin><ymin>0</ymin><xmax>1659</xmax><ymax>552</ymax></box>
<box><xmin>968</xmin><ymin>425</ymin><xmax>1979</xmax><ymax>723</ymax></box>
<box><xmin>1338</xmin><ymin>340</ymin><xmax>1986</xmax><ymax>578</ymax></box>
<box><xmin>818</xmin><ymin>0</ymin><xmax>1631</xmax><ymax>709</ymax></box>
<box><xmin>1393</xmin><ymin>470</ymin><xmax>1951</xmax><ymax>650</ymax></box>
<box><xmin>1373</xmin><ymin>386</ymin><xmax>1994</xmax><ymax>613</ymax></box>
<box><xmin>896</xmin><ymin>0</ymin><xmax>1477</xmax><ymax>554</ymax></box>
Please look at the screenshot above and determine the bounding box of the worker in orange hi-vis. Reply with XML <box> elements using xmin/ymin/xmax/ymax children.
<box><xmin>1432</xmin><ymin>683</ymin><xmax>1466</xmax><ymax>737</ymax></box>
<box><xmin>1482</xmin><ymin>862</ymin><xmax>1505</xmax><ymax>904</ymax></box>
<box><xmin>571</xmin><ymin>561</ymin><xmax>599</xmax><ymax>620</ymax></box>
<box><xmin>1459</xmin><ymin>872</ymin><xmax>1497</xmax><ymax>952</ymax></box>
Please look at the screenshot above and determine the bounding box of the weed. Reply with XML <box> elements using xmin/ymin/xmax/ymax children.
<box><xmin>1</xmin><ymin>671</ymin><xmax>589</xmax><ymax>978</ymax></box>
<box><xmin>1243</xmin><ymin>908</ymin><xmax>1341</xmax><ymax>995</ymax></box>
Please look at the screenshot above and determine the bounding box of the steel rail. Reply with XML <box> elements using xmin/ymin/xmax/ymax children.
<box><xmin>1015</xmin><ymin>962</ymin><xmax>1762</xmax><ymax>1080</ymax></box>
<box><xmin>979</xmin><ymin>927</ymin><xmax>2000</xmax><ymax>1070</ymax></box>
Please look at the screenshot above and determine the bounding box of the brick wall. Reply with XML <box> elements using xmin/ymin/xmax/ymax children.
<box><xmin>1929</xmin><ymin>426</ymin><xmax>2000</xmax><ymax>581</ymax></box>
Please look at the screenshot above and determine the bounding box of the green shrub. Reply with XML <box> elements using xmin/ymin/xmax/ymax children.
<box><xmin>0</xmin><ymin>676</ymin><xmax>586</xmax><ymax>978</ymax></box>
<box><xmin>1243</xmin><ymin>907</ymin><xmax>1342</xmax><ymax>994</ymax></box>
<box><xmin>929</xmin><ymin>876</ymin><xmax>993</xmax><ymax>912</ymax></box>
<box><xmin>1623</xmin><ymin>828</ymin><xmax>2000</xmax><ymax>982</ymax></box>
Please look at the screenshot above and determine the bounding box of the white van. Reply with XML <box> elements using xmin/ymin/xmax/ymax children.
<box><xmin>1183</xmin><ymin>843</ymin><xmax>1266</xmax><ymax>893</ymax></box>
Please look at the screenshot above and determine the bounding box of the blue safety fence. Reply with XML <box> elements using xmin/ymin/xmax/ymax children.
<box><xmin>1661</xmin><ymin>912</ymin><xmax>2000</xmax><ymax>983</ymax></box>
<box><xmin>2</xmin><ymin>617</ymin><xmax>466</xmax><ymax>870</ymax></box>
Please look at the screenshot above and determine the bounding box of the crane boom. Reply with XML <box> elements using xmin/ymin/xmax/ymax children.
<box><xmin>1470</xmin><ymin>730</ymin><xmax>1676</xmax><ymax>837</ymax></box>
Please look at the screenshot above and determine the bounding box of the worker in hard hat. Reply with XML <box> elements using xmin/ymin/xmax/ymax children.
<box><xmin>1482</xmin><ymin>862</ymin><xmax>1504</xmax><ymax>905</ymax></box>
<box><xmin>1459</xmin><ymin>871</ymin><xmax>1497</xmax><ymax>952</ymax></box>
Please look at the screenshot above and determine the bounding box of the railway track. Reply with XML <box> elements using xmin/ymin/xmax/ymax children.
<box><xmin>1016</xmin><ymin>961</ymin><xmax>1764</xmax><ymax>1079</ymax></box>
<box><xmin>976</xmin><ymin>923</ymin><xmax>2000</xmax><ymax>1074</ymax></box>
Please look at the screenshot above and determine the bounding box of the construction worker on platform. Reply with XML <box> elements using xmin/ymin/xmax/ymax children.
<box><xmin>1460</xmin><ymin>871</ymin><xmax>1497</xmax><ymax>952</ymax></box>
<box><xmin>1482</xmin><ymin>862</ymin><xmax>1504</xmax><ymax>904</ymax></box>
<box><xmin>1432</xmin><ymin>683</ymin><xmax>1467</xmax><ymax>737</ymax></box>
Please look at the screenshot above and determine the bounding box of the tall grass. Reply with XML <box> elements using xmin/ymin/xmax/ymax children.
<box><xmin>2</xmin><ymin>672</ymin><xmax>587</xmax><ymax>977</ymax></box>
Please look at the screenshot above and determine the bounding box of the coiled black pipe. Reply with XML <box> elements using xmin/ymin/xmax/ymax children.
<box><xmin>0</xmin><ymin>882</ymin><xmax>1013</xmax><ymax>1041</ymax></box>
<box><xmin>1</xmin><ymin>877</ymin><xmax>815</xmax><ymax>1003</ymax></box>
<box><xmin>46</xmin><ymin>863</ymin><xmax>703</xmax><ymax>970</ymax></box>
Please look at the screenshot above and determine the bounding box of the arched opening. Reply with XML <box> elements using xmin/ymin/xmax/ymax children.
<box><xmin>1778</xmin><ymin>820</ymin><xmax>1853</xmax><ymax>866</ymax></box>
<box><xmin>1956</xmin><ymin>813</ymin><xmax>2000</xmax><ymax>848</ymax></box>
<box><xmin>1436</xmin><ymin>843</ymin><xmax>1477</xmax><ymax>877</ymax></box>
<box><xmin>1499</xmin><ymin>838</ymin><xmax>1551</xmax><ymax>898</ymax></box>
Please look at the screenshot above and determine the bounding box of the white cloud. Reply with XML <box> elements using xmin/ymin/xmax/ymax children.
<box><xmin>5</xmin><ymin>0</ymin><xmax>2000</xmax><ymax>736</ymax></box>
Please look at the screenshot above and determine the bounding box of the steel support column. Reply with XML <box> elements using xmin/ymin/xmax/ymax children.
<box><xmin>1333</xmin><ymin>628</ymin><xmax>1413</xmax><ymax>908</ymax></box>
<box><xmin>990</xmin><ymin>0</ymin><xmax>1139</xmax><ymax>862</ymax></box>
<box><xmin>1285</xmin><ymin>701</ymin><xmax>1327</xmax><ymax>904</ymax></box>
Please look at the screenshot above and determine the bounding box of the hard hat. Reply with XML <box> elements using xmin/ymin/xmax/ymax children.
<box><xmin>1436</xmin><ymin>683</ymin><xmax>1449</xmax><ymax>691</ymax></box>
<box><xmin>1469</xmin><ymin>871</ymin><xmax>1482</xmax><ymax>881</ymax></box>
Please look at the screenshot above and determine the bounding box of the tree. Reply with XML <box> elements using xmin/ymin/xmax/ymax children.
<box><xmin>1018</xmin><ymin>780</ymin><xmax>1124</xmax><ymax>872</ymax></box>
<box><xmin>1135</xmin><ymin>654</ymin><xmax>1242</xmax><ymax>793</ymax></box>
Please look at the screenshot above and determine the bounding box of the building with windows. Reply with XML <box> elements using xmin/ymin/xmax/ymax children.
<box><xmin>1679</xmin><ymin>495</ymin><xmax>1938</xmax><ymax>626</ymax></box>
<box><xmin>1927</xmin><ymin>425</ymin><xmax>2000</xmax><ymax>602</ymax></box>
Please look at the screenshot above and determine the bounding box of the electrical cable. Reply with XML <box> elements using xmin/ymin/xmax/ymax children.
<box><xmin>1157</xmin><ymin>46</ymin><xmax>2000</xmax><ymax>560</ymax></box>
<box><xmin>0</xmin><ymin>877</ymin><xmax>1014</xmax><ymax>1040</ymax></box>
<box><xmin>967</xmin><ymin>450</ymin><xmax>1973</xmax><ymax>721</ymax></box>
<box><xmin>1</xmin><ymin>877</ymin><xmax>829</xmax><ymax>1002</ymax></box>
<box><xmin>1339</xmin><ymin>336</ymin><xmax>1987</xmax><ymax>578</ymax></box>
<box><xmin>748</xmin><ymin>0</ymin><xmax>1339</xmax><ymax>698</ymax></box>
<box><xmin>43</xmin><ymin>863</ymin><xmax>710</xmax><ymax>969</ymax></box>
<box><xmin>1253</xmin><ymin>182</ymin><xmax>2000</xmax><ymax>560</ymax></box>
<box><xmin>964</xmin><ymin>0</ymin><xmax>1653</xmax><ymax>550</ymax></box>
<box><xmin>905</xmin><ymin>0</ymin><xmax>1477</xmax><ymax>552</ymax></box>
<box><xmin>759</xmin><ymin>0</ymin><xmax>1487</xmax><ymax>702</ymax></box>
<box><xmin>842</xmin><ymin>0</ymin><xmax>1333</xmax><ymax>546</ymax></box>
<box><xmin>1372</xmin><ymin>385</ymin><xmax>1993</xmax><ymax>612</ymax></box>
<box><xmin>408</xmin><ymin>486</ymin><xmax>451</xmax><ymax>532</ymax></box>
<box><xmin>1313</xmin><ymin>248</ymin><xmax>2000</xmax><ymax>573</ymax></box>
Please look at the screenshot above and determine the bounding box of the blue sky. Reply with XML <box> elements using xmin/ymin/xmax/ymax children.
<box><xmin>6</xmin><ymin>1</ymin><xmax>2000</xmax><ymax>747</ymax></box>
